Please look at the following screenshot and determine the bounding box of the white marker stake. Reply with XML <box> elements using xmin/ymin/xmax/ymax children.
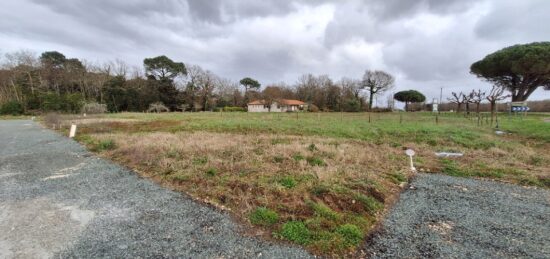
<box><xmin>69</xmin><ymin>124</ymin><xmax>77</xmax><ymax>138</ymax></box>
<box><xmin>405</xmin><ymin>149</ymin><xmax>416</xmax><ymax>172</ymax></box>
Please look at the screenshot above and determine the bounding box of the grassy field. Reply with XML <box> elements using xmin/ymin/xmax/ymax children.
<box><xmin>50</xmin><ymin>111</ymin><xmax>549</xmax><ymax>256</ymax></box>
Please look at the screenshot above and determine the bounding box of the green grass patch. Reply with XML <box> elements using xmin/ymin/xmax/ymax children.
<box><xmin>355</xmin><ymin>194</ymin><xmax>383</xmax><ymax>214</ymax></box>
<box><xmin>307</xmin><ymin>201</ymin><xmax>340</xmax><ymax>220</ymax></box>
<box><xmin>249</xmin><ymin>207</ymin><xmax>279</xmax><ymax>226</ymax></box>
<box><xmin>335</xmin><ymin>224</ymin><xmax>364</xmax><ymax>247</ymax></box>
<box><xmin>96</xmin><ymin>139</ymin><xmax>115</xmax><ymax>151</ymax></box>
<box><xmin>280</xmin><ymin>221</ymin><xmax>311</xmax><ymax>245</ymax></box>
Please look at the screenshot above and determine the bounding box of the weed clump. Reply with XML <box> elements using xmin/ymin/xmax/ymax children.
<box><xmin>250</xmin><ymin>207</ymin><xmax>279</xmax><ymax>226</ymax></box>
<box><xmin>278</xmin><ymin>176</ymin><xmax>297</xmax><ymax>189</ymax></box>
<box><xmin>307</xmin><ymin>156</ymin><xmax>326</xmax><ymax>166</ymax></box>
<box><xmin>292</xmin><ymin>153</ymin><xmax>305</xmax><ymax>161</ymax></box>
<box><xmin>205</xmin><ymin>168</ymin><xmax>217</xmax><ymax>177</ymax></box>
<box><xmin>308</xmin><ymin>143</ymin><xmax>317</xmax><ymax>152</ymax></box>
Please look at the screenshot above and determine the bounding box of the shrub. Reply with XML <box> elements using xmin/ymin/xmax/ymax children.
<box><xmin>41</xmin><ymin>92</ymin><xmax>83</xmax><ymax>113</ymax></box>
<box><xmin>81</xmin><ymin>102</ymin><xmax>107</xmax><ymax>114</ymax></box>
<box><xmin>278</xmin><ymin>176</ymin><xmax>297</xmax><ymax>189</ymax></box>
<box><xmin>97</xmin><ymin>139</ymin><xmax>116</xmax><ymax>151</ymax></box>
<box><xmin>307</xmin><ymin>143</ymin><xmax>317</xmax><ymax>152</ymax></box>
<box><xmin>148</xmin><ymin>102</ymin><xmax>170</xmax><ymax>113</ymax></box>
<box><xmin>249</xmin><ymin>207</ymin><xmax>279</xmax><ymax>226</ymax></box>
<box><xmin>281</xmin><ymin>221</ymin><xmax>311</xmax><ymax>245</ymax></box>
<box><xmin>0</xmin><ymin>101</ymin><xmax>24</xmax><ymax>115</ymax></box>
<box><xmin>308</xmin><ymin>104</ymin><xmax>319</xmax><ymax>112</ymax></box>
<box><xmin>223</xmin><ymin>106</ymin><xmax>246</xmax><ymax>112</ymax></box>
<box><xmin>336</xmin><ymin>224</ymin><xmax>364</xmax><ymax>247</ymax></box>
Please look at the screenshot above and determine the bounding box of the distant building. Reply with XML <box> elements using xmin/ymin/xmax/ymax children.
<box><xmin>247</xmin><ymin>99</ymin><xmax>307</xmax><ymax>112</ymax></box>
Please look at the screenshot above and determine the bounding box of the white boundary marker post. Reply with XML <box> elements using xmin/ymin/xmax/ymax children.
<box><xmin>405</xmin><ymin>149</ymin><xmax>416</xmax><ymax>172</ymax></box>
<box><xmin>69</xmin><ymin>124</ymin><xmax>77</xmax><ymax>138</ymax></box>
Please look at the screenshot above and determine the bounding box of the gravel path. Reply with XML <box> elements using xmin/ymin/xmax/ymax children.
<box><xmin>364</xmin><ymin>174</ymin><xmax>550</xmax><ymax>258</ymax></box>
<box><xmin>0</xmin><ymin>120</ymin><xmax>312</xmax><ymax>258</ymax></box>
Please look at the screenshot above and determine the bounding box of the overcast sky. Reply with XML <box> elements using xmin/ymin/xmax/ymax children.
<box><xmin>1</xmin><ymin>0</ymin><xmax>549</xmax><ymax>104</ymax></box>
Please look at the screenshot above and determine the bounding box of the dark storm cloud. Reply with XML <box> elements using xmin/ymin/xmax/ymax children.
<box><xmin>1</xmin><ymin>0</ymin><xmax>549</xmax><ymax>101</ymax></box>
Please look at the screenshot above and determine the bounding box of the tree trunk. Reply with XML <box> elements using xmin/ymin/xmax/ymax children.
<box><xmin>368</xmin><ymin>89</ymin><xmax>374</xmax><ymax>110</ymax></box>
<box><xmin>490</xmin><ymin>101</ymin><xmax>496</xmax><ymax>125</ymax></box>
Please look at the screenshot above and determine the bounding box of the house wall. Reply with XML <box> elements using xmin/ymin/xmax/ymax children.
<box><xmin>248</xmin><ymin>102</ymin><xmax>286</xmax><ymax>112</ymax></box>
<box><xmin>247</xmin><ymin>102</ymin><xmax>307</xmax><ymax>112</ymax></box>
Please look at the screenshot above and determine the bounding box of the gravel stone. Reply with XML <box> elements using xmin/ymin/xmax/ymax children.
<box><xmin>364</xmin><ymin>173</ymin><xmax>550</xmax><ymax>258</ymax></box>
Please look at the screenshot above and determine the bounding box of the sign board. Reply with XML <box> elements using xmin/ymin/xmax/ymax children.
<box><xmin>511</xmin><ymin>106</ymin><xmax>530</xmax><ymax>112</ymax></box>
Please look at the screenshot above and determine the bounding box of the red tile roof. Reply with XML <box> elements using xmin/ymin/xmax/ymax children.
<box><xmin>248</xmin><ymin>99</ymin><xmax>306</xmax><ymax>105</ymax></box>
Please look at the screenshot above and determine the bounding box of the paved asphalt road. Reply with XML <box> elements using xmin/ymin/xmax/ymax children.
<box><xmin>1</xmin><ymin>120</ymin><xmax>549</xmax><ymax>258</ymax></box>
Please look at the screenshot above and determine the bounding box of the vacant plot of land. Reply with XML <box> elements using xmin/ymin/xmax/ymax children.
<box><xmin>364</xmin><ymin>173</ymin><xmax>550</xmax><ymax>258</ymax></box>
<box><xmin>53</xmin><ymin>111</ymin><xmax>549</xmax><ymax>256</ymax></box>
<box><xmin>0</xmin><ymin>120</ymin><xmax>311</xmax><ymax>258</ymax></box>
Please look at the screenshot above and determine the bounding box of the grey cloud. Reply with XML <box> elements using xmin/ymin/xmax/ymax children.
<box><xmin>1</xmin><ymin>0</ymin><xmax>549</xmax><ymax>100</ymax></box>
<box><xmin>474</xmin><ymin>0</ymin><xmax>550</xmax><ymax>42</ymax></box>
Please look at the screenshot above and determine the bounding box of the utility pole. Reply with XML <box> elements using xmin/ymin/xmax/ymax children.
<box><xmin>439</xmin><ymin>87</ymin><xmax>443</xmax><ymax>114</ymax></box>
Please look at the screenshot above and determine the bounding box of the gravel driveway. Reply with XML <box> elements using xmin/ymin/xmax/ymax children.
<box><xmin>0</xmin><ymin>120</ymin><xmax>312</xmax><ymax>258</ymax></box>
<box><xmin>364</xmin><ymin>174</ymin><xmax>550</xmax><ymax>258</ymax></box>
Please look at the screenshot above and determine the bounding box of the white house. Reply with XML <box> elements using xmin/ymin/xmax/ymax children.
<box><xmin>247</xmin><ymin>99</ymin><xmax>307</xmax><ymax>112</ymax></box>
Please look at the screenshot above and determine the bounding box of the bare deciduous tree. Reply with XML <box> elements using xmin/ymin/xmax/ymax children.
<box><xmin>471</xmin><ymin>89</ymin><xmax>486</xmax><ymax>114</ymax></box>
<box><xmin>362</xmin><ymin>70</ymin><xmax>395</xmax><ymax>110</ymax></box>
<box><xmin>486</xmin><ymin>85</ymin><xmax>510</xmax><ymax>123</ymax></box>
<box><xmin>447</xmin><ymin>92</ymin><xmax>464</xmax><ymax>113</ymax></box>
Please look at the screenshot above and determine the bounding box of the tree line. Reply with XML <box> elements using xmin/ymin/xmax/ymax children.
<box><xmin>0</xmin><ymin>50</ymin><xmax>400</xmax><ymax>114</ymax></box>
<box><xmin>1</xmin><ymin>42</ymin><xmax>547</xmax><ymax>115</ymax></box>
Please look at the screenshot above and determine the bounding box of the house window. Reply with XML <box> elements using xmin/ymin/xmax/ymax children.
<box><xmin>264</xmin><ymin>105</ymin><xmax>269</xmax><ymax>109</ymax></box>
